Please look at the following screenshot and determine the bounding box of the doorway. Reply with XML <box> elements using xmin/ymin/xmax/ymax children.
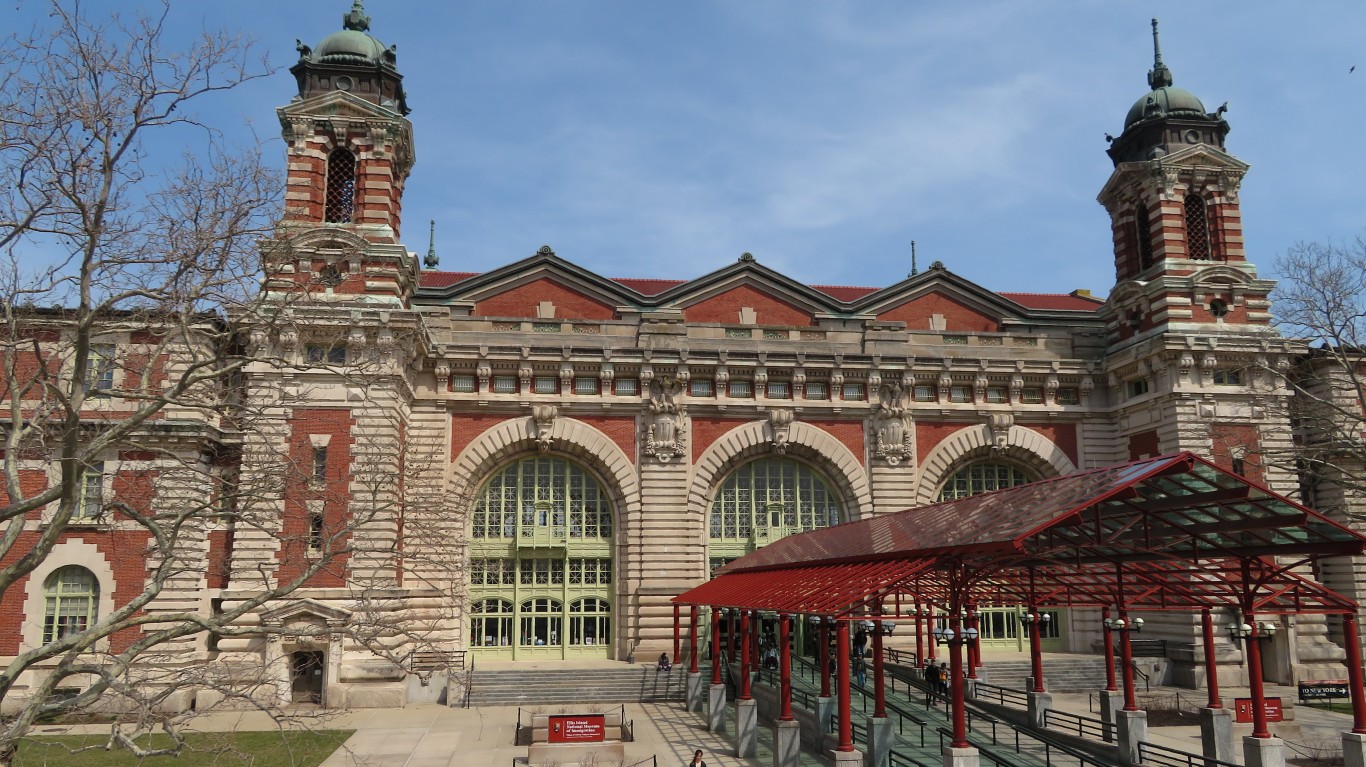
<box><xmin>290</xmin><ymin>651</ymin><xmax>325</xmax><ymax>704</ymax></box>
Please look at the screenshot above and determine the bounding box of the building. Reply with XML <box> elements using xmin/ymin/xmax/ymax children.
<box><xmin>2</xmin><ymin>6</ymin><xmax>1362</xmax><ymax>711</ymax></box>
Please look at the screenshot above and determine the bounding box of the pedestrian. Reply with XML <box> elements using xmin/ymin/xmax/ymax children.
<box><xmin>689</xmin><ymin>748</ymin><xmax>707</xmax><ymax>766</ymax></box>
<box><xmin>938</xmin><ymin>662</ymin><xmax>950</xmax><ymax>696</ymax></box>
<box><xmin>853</xmin><ymin>654</ymin><xmax>867</xmax><ymax>688</ymax></box>
<box><xmin>853</xmin><ymin>626</ymin><xmax>868</xmax><ymax>657</ymax></box>
<box><xmin>923</xmin><ymin>662</ymin><xmax>940</xmax><ymax>705</ymax></box>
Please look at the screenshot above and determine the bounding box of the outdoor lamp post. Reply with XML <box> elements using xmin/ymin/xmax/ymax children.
<box><xmin>1106</xmin><ymin>612</ymin><xmax>1144</xmax><ymax>711</ymax></box>
<box><xmin>1104</xmin><ymin>616</ymin><xmax>1144</xmax><ymax>632</ymax></box>
<box><xmin>880</xmin><ymin>620</ymin><xmax>895</xmax><ymax>636</ymax></box>
<box><xmin>1020</xmin><ymin>611</ymin><xmax>1051</xmax><ymax>693</ymax></box>
<box><xmin>811</xmin><ymin>614</ymin><xmax>831</xmax><ymax>697</ymax></box>
<box><xmin>1227</xmin><ymin>618</ymin><xmax>1278</xmax><ymax>739</ymax></box>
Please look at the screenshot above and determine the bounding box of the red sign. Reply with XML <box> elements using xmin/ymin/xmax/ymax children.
<box><xmin>1234</xmin><ymin>697</ymin><xmax>1283</xmax><ymax>723</ymax></box>
<box><xmin>548</xmin><ymin>715</ymin><xmax>606</xmax><ymax>743</ymax></box>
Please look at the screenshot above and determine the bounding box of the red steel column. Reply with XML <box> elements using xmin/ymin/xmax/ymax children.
<box><xmin>1201</xmin><ymin>608</ymin><xmax>1221</xmax><ymax>708</ymax></box>
<box><xmin>1246</xmin><ymin>616</ymin><xmax>1270</xmax><ymax>739</ymax></box>
<box><xmin>1102</xmin><ymin>606</ymin><xmax>1117</xmax><ymax>691</ymax></box>
<box><xmin>751</xmin><ymin>610</ymin><xmax>762</xmax><ymax>672</ymax></box>
<box><xmin>1342</xmin><ymin>613</ymin><xmax>1366</xmax><ymax>734</ymax></box>
<box><xmin>689</xmin><ymin>606</ymin><xmax>700</xmax><ymax>674</ymax></box>
<box><xmin>836</xmin><ymin>621</ymin><xmax>854</xmax><ymax>752</ymax></box>
<box><xmin>673</xmin><ymin>604</ymin><xmax>681</xmax><ymax>665</ymax></box>
<box><xmin>820</xmin><ymin>619</ymin><xmax>832</xmax><ymax>697</ymax></box>
<box><xmin>711</xmin><ymin>607</ymin><xmax>723</xmax><ymax>685</ymax></box>
<box><xmin>1029</xmin><ymin>607</ymin><xmax>1045</xmax><ymax>693</ymax></box>
<box><xmin>949</xmin><ymin>612</ymin><xmax>969</xmax><ymax>749</ymax></box>
<box><xmin>873</xmin><ymin>620</ymin><xmax>887</xmax><ymax>718</ymax></box>
<box><xmin>914</xmin><ymin>607</ymin><xmax>925</xmax><ymax>665</ymax></box>
<box><xmin>739</xmin><ymin>609</ymin><xmax>753</xmax><ymax>700</ymax></box>
<box><xmin>927</xmin><ymin>610</ymin><xmax>936</xmax><ymax>662</ymax></box>
<box><xmin>966</xmin><ymin>607</ymin><xmax>980</xmax><ymax>679</ymax></box>
<box><xmin>1120</xmin><ymin>611</ymin><xmax>1138</xmax><ymax>712</ymax></box>
<box><xmin>779</xmin><ymin>612</ymin><xmax>794</xmax><ymax>721</ymax></box>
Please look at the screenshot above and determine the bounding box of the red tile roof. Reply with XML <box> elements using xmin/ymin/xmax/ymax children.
<box><xmin>999</xmin><ymin>292</ymin><xmax>1104</xmax><ymax>311</ymax></box>
<box><xmin>811</xmin><ymin>284</ymin><xmax>880</xmax><ymax>302</ymax></box>
<box><xmin>612</xmin><ymin>278</ymin><xmax>687</xmax><ymax>296</ymax></box>
<box><xmin>419</xmin><ymin>271</ymin><xmax>478</xmax><ymax>288</ymax></box>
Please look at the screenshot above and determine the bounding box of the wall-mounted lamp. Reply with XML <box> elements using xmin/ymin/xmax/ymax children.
<box><xmin>1228</xmin><ymin>621</ymin><xmax>1278</xmax><ymax>641</ymax></box>
<box><xmin>1103</xmin><ymin>616</ymin><xmax>1144</xmax><ymax>632</ymax></box>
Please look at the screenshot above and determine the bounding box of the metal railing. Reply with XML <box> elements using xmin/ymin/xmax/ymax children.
<box><xmin>463</xmin><ymin>656</ymin><xmax>475</xmax><ymax>708</ymax></box>
<box><xmin>1139</xmin><ymin>740</ymin><xmax>1241</xmax><ymax>767</ymax></box>
<box><xmin>1043</xmin><ymin>708</ymin><xmax>1107</xmax><ymax>740</ymax></box>
<box><xmin>974</xmin><ymin>681</ymin><xmax>1030</xmax><ymax>709</ymax></box>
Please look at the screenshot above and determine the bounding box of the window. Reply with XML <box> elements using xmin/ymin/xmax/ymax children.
<box><xmin>569</xmin><ymin>598</ymin><xmax>611</xmax><ymax>647</ymax></box>
<box><xmin>766</xmin><ymin>382</ymin><xmax>790</xmax><ymax>399</ymax></box>
<box><xmin>470</xmin><ymin>558</ymin><xmax>515</xmax><ymax>586</ymax></box>
<box><xmin>568</xmin><ymin>558</ymin><xmax>612</xmax><ymax>585</ymax></box>
<box><xmin>533</xmin><ymin>376</ymin><xmax>558</xmax><ymax>394</ymax></box>
<box><xmin>763</xmin><ymin>329</ymin><xmax>787</xmax><ymax>340</ymax></box>
<box><xmin>1184</xmin><ymin>193</ymin><xmax>1211</xmax><ymax>260</ymax></box>
<box><xmin>471</xmin><ymin>598</ymin><xmax>514</xmax><ymax>647</ymax></box>
<box><xmin>83</xmin><ymin>344</ymin><xmax>115</xmax><ymax>394</ymax></box>
<box><xmin>492</xmin><ymin>375</ymin><xmax>518</xmax><ymax>394</ymax></box>
<box><xmin>311</xmin><ymin>447</ymin><xmax>328</xmax><ymax>484</ymax></box>
<box><xmin>519</xmin><ymin>598</ymin><xmax>563</xmax><ymax>647</ymax></box>
<box><xmin>841</xmin><ymin>383</ymin><xmax>865</xmax><ymax>401</ymax></box>
<box><xmin>1056</xmin><ymin>388</ymin><xmax>1080</xmax><ymax>405</ymax></box>
<box><xmin>1127</xmin><ymin>379</ymin><xmax>1150</xmax><ymax>398</ymax></box>
<box><xmin>690</xmin><ymin>379</ymin><xmax>714</xmax><ymax>397</ymax></box>
<box><xmin>324</xmin><ymin>147</ymin><xmax>357</xmax><ymax>224</ymax></box>
<box><xmin>308</xmin><ymin>507</ymin><xmax>325</xmax><ymax>552</ymax></box>
<box><xmin>305</xmin><ymin>345</ymin><xmax>346</xmax><ymax>365</ymax></box>
<box><xmin>728</xmin><ymin>381</ymin><xmax>752</xmax><ymax>398</ymax></box>
<box><xmin>1231</xmin><ymin>456</ymin><xmax>1247</xmax><ymax>477</ymax></box>
<box><xmin>913</xmin><ymin>385</ymin><xmax>935</xmax><ymax>402</ymax></box>
<box><xmin>949</xmin><ymin>386</ymin><xmax>972</xmax><ymax>403</ymax></box>
<box><xmin>574</xmin><ymin>378</ymin><xmax>598</xmax><ymax>395</ymax></box>
<box><xmin>937</xmin><ymin>462</ymin><xmax>1033</xmax><ymax>502</ymax></box>
<box><xmin>471</xmin><ymin>457</ymin><xmax>612</xmax><ymax>541</ymax></box>
<box><xmin>1020</xmin><ymin>388</ymin><xmax>1044</xmax><ymax>404</ymax></box>
<box><xmin>805</xmin><ymin>382</ymin><xmax>827</xmax><ymax>400</ymax></box>
<box><xmin>451</xmin><ymin>374</ymin><xmax>476</xmax><ymax>393</ymax></box>
<box><xmin>1136</xmin><ymin>203</ymin><xmax>1154</xmax><ymax>271</ymax></box>
<box><xmin>1213</xmin><ymin>369</ymin><xmax>1243</xmax><ymax>386</ymax></box>
<box><xmin>43</xmin><ymin>566</ymin><xmax>98</xmax><ymax>644</ymax></box>
<box><xmin>709</xmin><ymin>459</ymin><xmax>843</xmax><ymax>545</ymax></box>
<box><xmin>1209</xmin><ymin>299</ymin><xmax>1230</xmax><ymax>318</ymax></box>
<box><xmin>76</xmin><ymin>462</ymin><xmax>103</xmax><ymax>520</ymax></box>
<box><xmin>613</xmin><ymin>379</ymin><xmax>638</xmax><ymax>396</ymax></box>
<box><xmin>985</xmin><ymin>386</ymin><xmax>1007</xmax><ymax>404</ymax></box>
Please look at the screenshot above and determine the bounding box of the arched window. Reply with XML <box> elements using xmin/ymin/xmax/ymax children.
<box><xmin>1184</xmin><ymin>193</ymin><xmax>1211</xmax><ymax>260</ymax></box>
<box><xmin>709</xmin><ymin>459</ymin><xmax>843</xmax><ymax>572</ymax></box>
<box><xmin>471</xmin><ymin>457</ymin><xmax>612</xmax><ymax>541</ymax></box>
<box><xmin>568</xmin><ymin>597</ymin><xmax>611</xmax><ymax>647</ymax></box>
<box><xmin>519</xmin><ymin>598</ymin><xmax>563</xmax><ymax>647</ymax></box>
<box><xmin>1135</xmin><ymin>203</ymin><xmax>1154</xmax><ymax>271</ymax></box>
<box><xmin>937</xmin><ymin>461</ymin><xmax>1033</xmax><ymax>502</ymax></box>
<box><xmin>324</xmin><ymin>147</ymin><xmax>357</xmax><ymax>224</ymax></box>
<box><xmin>43</xmin><ymin>566</ymin><xmax>98</xmax><ymax>644</ymax></box>
<box><xmin>471</xmin><ymin>598</ymin><xmax>514</xmax><ymax>648</ymax></box>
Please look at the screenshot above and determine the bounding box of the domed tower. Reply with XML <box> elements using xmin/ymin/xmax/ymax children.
<box><xmin>269</xmin><ymin>1</ymin><xmax>417</xmax><ymax>304</ymax></box>
<box><xmin>1097</xmin><ymin>19</ymin><xmax>1270</xmax><ymax>344</ymax></box>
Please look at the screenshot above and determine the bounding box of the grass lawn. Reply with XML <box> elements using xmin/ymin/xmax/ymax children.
<box><xmin>15</xmin><ymin>729</ymin><xmax>353</xmax><ymax>767</ymax></box>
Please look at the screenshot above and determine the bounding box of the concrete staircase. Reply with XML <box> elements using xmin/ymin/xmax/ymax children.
<box><xmin>465</xmin><ymin>664</ymin><xmax>687</xmax><ymax>707</ymax></box>
<box><xmin>981</xmin><ymin>656</ymin><xmax>1115</xmax><ymax>693</ymax></box>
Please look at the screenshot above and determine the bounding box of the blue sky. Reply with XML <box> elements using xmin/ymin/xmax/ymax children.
<box><xmin>13</xmin><ymin>1</ymin><xmax>1366</xmax><ymax>298</ymax></box>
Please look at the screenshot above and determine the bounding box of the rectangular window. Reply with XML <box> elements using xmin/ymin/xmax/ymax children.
<box><xmin>83</xmin><ymin>344</ymin><xmax>116</xmax><ymax>394</ymax></box>
<box><xmin>574</xmin><ymin>377</ymin><xmax>599</xmax><ymax>395</ymax></box>
<box><xmin>985</xmin><ymin>386</ymin><xmax>1007</xmax><ymax>404</ymax></box>
<box><xmin>943</xmin><ymin>335</ymin><xmax>969</xmax><ymax>345</ymax></box>
<box><xmin>519</xmin><ymin>558</ymin><xmax>565</xmax><ymax>586</ymax></box>
<box><xmin>531</xmin><ymin>322</ymin><xmax>560</xmax><ymax>333</ymax></box>
<box><xmin>949</xmin><ymin>386</ymin><xmax>972</xmax><ymax>403</ymax></box>
<box><xmin>1127</xmin><ymin>379</ymin><xmax>1150</xmax><ymax>398</ymax></box>
<box><xmin>763</xmin><ymin>329</ymin><xmax>787</xmax><ymax>340</ymax></box>
<box><xmin>725</xmin><ymin>328</ymin><xmax>751</xmax><ymax>339</ymax></box>
<box><xmin>533</xmin><ymin>376</ymin><xmax>558</xmax><ymax>394</ymax></box>
<box><xmin>766</xmin><ymin>382</ymin><xmax>790</xmax><ymax>399</ymax></box>
<box><xmin>305</xmin><ymin>344</ymin><xmax>346</xmax><ymax>365</ymax></box>
<box><xmin>1056</xmin><ymin>387</ymin><xmax>1080</xmax><ymax>405</ymax></box>
<box><xmin>492</xmin><ymin>375</ymin><xmax>518</xmax><ymax>394</ymax></box>
<box><xmin>308</xmin><ymin>508</ymin><xmax>325</xmax><ymax>553</ymax></box>
<box><xmin>1021</xmin><ymin>387</ymin><xmax>1044</xmax><ymax>404</ymax></box>
<box><xmin>451</xmin><ymin>374</ymin><xmax>476</xmax><ymax>393</ymax></box>
<box><xmin>805</xmin><ymin>382</ymin><xmax>827</xmax><ymax>400</ymax></box>
<box><xmin>311</xmin><ymin>446</ymin><xmax>328</xmax><ymax>483</ymax></box>
<box><xmin>728</xmin><ymin>380</ymin><xmax>752</xmax><ymax>398</ymax></box>
<box><xmin>913</xmin><ymin>385</ymin><xmax>935</xmax><ymax>402</ymax></box>
<box><xmin>613</xmin><ymin>378</ymin><xmax>639</xmax><ymax>396</ymax></box>
<box><xmin>841</xmin><ymin>383</ymin><xmax>865</xmax><ymax>401</ymax></box>
<box><xmin>1213</xmin><ymin>369</ymin><xmax>1243</xmax><ymax>386</ymax></box>
<box><xmin>690</xmin><ymin>379</ymin><xmax>714</xmax><ymax>397</ymax></box>
<box><xmin>76</xmin><ymin>462</ymin><xmax>103</xmax><ymax>520</ymax></box>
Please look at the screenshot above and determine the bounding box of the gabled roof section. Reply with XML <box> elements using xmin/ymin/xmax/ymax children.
<box><xmin>415</xmin><ymin>246</ymin><xmax>652</xmax><ymax>308</ymax></box>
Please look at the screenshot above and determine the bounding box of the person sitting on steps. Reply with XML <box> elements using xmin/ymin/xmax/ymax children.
<box><xmin>657</xmin><ymin>652</ymin><xmax>673</xmax><ymax>673</ymax></box>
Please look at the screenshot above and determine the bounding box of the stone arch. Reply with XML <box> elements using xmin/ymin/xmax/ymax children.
<box><xmin>690</xmin><ymin>420</ymin><xmax>872</xmax><ymax>521</ymax></box>
<box><xmin>915</xmin><ymin>423</ymin><xmax>1077</xmax><ymax>506</ymax></box>
<box><xmin>20</xmin><ymin>539</ymin><xmax>118</xmax><ymax>653</ymax></box>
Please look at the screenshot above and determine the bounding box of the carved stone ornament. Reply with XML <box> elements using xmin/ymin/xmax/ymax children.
<box><xmin>986</xmin><ymin>413</ymin><xmax>1015</xmax><ymax>453</ymax></box>
<box><xmin>644</xmin><ymin>376</ymin><xmax>687</xmax><ymax>463</ymax></box>
<box><xmin>768</xmin><ymin>408</ymin><xmax>796</xmax><ymax>455</ymax></box>
<box><xmin>531</xmin><ymin>404</ymin><xmax>558</xmax><ymax>452</ymax></box>
<box><xmin>433</xmin><ymin>362</ymin><xmax>451</xmax><ymax>391</ymax></box>
<box><xmin>873</xmin><ymin>382</ymin><xmax>913</xmax><ymax>466</ymax></box>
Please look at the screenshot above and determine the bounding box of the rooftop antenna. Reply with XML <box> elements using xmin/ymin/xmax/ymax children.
<box><xmin>1148</xmin><ymin>18</ymin><xmax>1173</xmax><ymax>89</ymax></box>
<box><xmin>423</xmin><ymin>219</ymin><xmax>439</xmax><ymax>269</ymax></box>
<box><xmin>910</xmin><ymin>240</ymin><xmax>918</xmax><ymax>276</ymax></box>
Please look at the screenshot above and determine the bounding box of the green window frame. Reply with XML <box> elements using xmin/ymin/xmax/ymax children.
<box><xmin>937</xmin><ymin>461</ymin><xmax>1033</xmax><ymax>502</ymax></box>
<box><xmin>43</xmin><ymin>566</ymin><xmax>98</xmax><ymax>644</ymax></box>
<box><xmin>471</xmin><ymin>597</ymin><xmax>514</xmax><ymax>648</ymax></box>
<box><xmin>568</xmin><ymin>597</ymin><xmax>611</xmax><ymax>647</ymax></box>
<box><xmin>519</xmin><ymin>598</ymin><xmax>563</xmax><ymax>647</ymax></box>
<box><xmin>76</xmin><ymin>462</ymin><xmax>103</xmax><ymax>520</ymax></box>
<box><xmin>472</xmin><ymin>457</ymin><xmax>612</xmax><ymax>541</ymax></box>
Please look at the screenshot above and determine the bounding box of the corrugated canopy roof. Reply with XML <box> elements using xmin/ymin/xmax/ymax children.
<box><xmin>675</xmin><ymin>453</ymin><xmax>1366</xmax><ymax>618</ymax></box>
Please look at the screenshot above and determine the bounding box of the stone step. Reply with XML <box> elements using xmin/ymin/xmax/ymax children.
<box><xmin>467</xmin><ymin>665</ymin><xmax>686</xmax><ymax>706</ymax></box>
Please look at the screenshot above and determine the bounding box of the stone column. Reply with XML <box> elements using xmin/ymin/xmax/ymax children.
<box><xmin>708</xmin><ymin>683</ymin><xmax>727</xmax><ymax>733</ymax></box>
<box><xmin>1116</xmin><ymin>710</ymin><xmax>1148</xmax><ymax>766</ymax></box>
<box><xmin>1243</xmin><ymin>735</ymin><xmax>1286</xmax><ymax>767</ymax></box>
<box><xmin>773</xmin><ymin>718</ymin><xmax>801</xmax><ymax>767</ymax></box>
<box><xmin>687</xmin><ymin>671</ymin><xmax>705</xmax><ymax>714</ymax></box>
<box><xmin>736</xmin><ymin>698</ymin><xmax>758</xmax><ymax>758</ymax></box>
<box><xmin>1026</xmin><ymin>691</ymin><xmax>1052</xmax><ymax>730</ymax></box>
<box><xmin>1099</xmin><ymin>689</ymin><xmax>1123</xmax><ymax>744</ymax></box>
<box><xmin>864</xmin><ymin>716</ymin><xmax>892</xmax><ymax>767</ymax></box>
<box><xmin>1200</xmin><ymin>707</ymin><xmax>1235</xmax><ymax>763</ymax></box>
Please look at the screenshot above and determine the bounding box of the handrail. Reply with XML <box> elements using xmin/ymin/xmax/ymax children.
<box><xmin>1139</xmin><ymin>740</ymin><xmax>1241</xmax><ymax>767</ymax></box>
<box><xmin>1044</xmin><ymin>708</ymin><xmax>1107</xmax><ymax>740</ymax></box>
<box><xmin>621</xmin><ymin>757</ymin><xmax>657</xmax><ymax>767</ymax></box>
<box><xmin>974</xmin><ymin>681</ymin><xmax>1029</xmax><ymax>709</ymax></box>
<box><xmin>1129</xmin><ymin>660</ymin><xmax>1151</xmax><ymax>693</ymax></box>
<box><xmin>463</xmin><ymin>656</ymin><xmax>475</xmax><ymax>708</ymax></box>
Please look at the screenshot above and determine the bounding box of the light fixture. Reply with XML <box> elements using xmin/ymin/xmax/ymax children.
<box><xmin>880</xmin><ymin>620</ymin><xmax>896</xmax><ymax>636</ymax></box>
<box><xmin>932</xmin><ymin>625</ymin><xmax>954</xmax><ymax>645</ymax></box>
<box><xmin>963</xmin><ymin>627</ymin><xmax>980</xmax><ymax>642</ymax></box>
<box><xmin>861</xmin><ymin>620</ymin><xmax>876</xmax><ymax>632</ymax></box>
<box><xmin>1103</xmin><ymin>616</ymin><xmax>1143</xmax><ymax>632</ymax></box>
<box><xmin>808</xmin><ymin>615</ymin><xmax>823</xmax><ymax>627</ymax></box>
<box><xmin>1021</xmin><ymin>612</ymin><xmax>1052</xmax><ymax>625</ymax></box>
<box><xmin>1228</xmin><ymin>620</ymin><xmax>1278</xmax><ymax>641</ymax></box>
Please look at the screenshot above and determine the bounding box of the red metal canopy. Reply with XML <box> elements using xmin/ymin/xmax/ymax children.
<box><xmin>674</xmin><ymin>453</ymin><xmax>1366</xmax><ymax>618</ymax></box>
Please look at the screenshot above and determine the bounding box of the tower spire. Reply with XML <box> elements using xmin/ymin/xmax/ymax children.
<box><xmin>424</xmin><ymin>219</ymin><xmax>439</xmax><ymax>269</ymax></box>
<box><xmin>910</xmin><ymin>241</ymin><xmax>918</xmax><ymax>276</ymax></box>
<box><xmin>1147</xmin><ymin>18</ymin><xmax>1173</xmax><ymax>89</ymax></box>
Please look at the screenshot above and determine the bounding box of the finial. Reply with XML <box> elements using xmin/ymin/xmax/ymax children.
<box><xmin>910</xmin><ymin>240</ymin><xmax>918</xmax><ymax>276</ymax></box>
<box><xmin>424</xmin><ymin>220</ymin><xmax>439</xmax><ymax>269</ymax></box>
<box><xmin>343</xmin><ymin>1</ymin><xmax>371</xmax><ymax>33</ymax></box>
<box><xmin>1147</xmin><ymin>18</ymin><xmax>1173</xmax><ymax>90</ymax></box>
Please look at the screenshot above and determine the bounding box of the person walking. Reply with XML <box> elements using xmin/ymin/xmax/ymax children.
<box><xmin>937</xmin><ymin>662</ymin><xmax>950</xmax><ymax>697</ymax></box>
<box><xmin>689</xmin><ymin>748</ymin><xmax>707</xmax><ymax>766</ymax></box>
<box><xmin>923</xmin><ymin>661</ymin><xmax>940</xmax><ymax>705</ymax></box>
<box><xmin>853</xmin><ymin>654</ymin><xmax>867</xmax><ymax>688</ymax></box>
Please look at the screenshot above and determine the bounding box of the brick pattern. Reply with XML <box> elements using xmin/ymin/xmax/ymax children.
<box><xmin>1209</xmin><ymin>422</ymin><xmax>1265</xmax><ymax>484</ymax></box>
<box><xmin>803</xmin><ymin>419</ymin><xmax>865</xmax><ymax>466</ymax></box>
<box><xmin>1128</xmin><ymin>430</ymin><xmax>1161</xmax><ymax>461</ymax></box>
<box><xmin>473</xmin><ymin>277</ymin><xmax>618</xmax><ymax>320</ymax></box>
<box><xmin>578</xmin><ymin>415</ymin><xmax>637</xmax><ymax>464</ymax></box>
<box><xmin>275</xmin><ymin>408</ymin><xmax>355</xmax><ymax>588</ymax></box>
<box><xmin>681</xmin><ymin>284</ymin><xmax>815</xmax><ymax>326</ymax></box>
<box><xmin>876</xmin><ymin>291</ymin><xmax>1000</xmax><ymax>332</ymax></box>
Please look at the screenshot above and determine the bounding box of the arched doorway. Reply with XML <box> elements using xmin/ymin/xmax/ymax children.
<box><xmin>468</xmin><ymin>456</ymin><xmax>614</xmax><ymax>660</ymax></box>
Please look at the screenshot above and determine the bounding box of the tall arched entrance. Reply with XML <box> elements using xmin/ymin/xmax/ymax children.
<box><xmin>468</xmin><ymin>455</ymin><xmax>615</xmax><ymax>660</ymax></box>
